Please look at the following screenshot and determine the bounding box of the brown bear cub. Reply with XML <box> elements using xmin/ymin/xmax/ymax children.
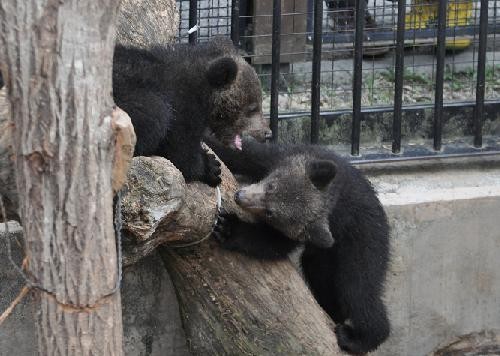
<box><xmin>210</xmin><ymin>138</ymin><xmax>391</xmax><ymax>354</ymax></box>
<box><xmin>113</xmin><ymin>37</ymin><xmax>263</xmax><ymax>186</ymax></box>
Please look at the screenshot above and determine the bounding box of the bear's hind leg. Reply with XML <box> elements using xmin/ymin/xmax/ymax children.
<box><xmin>335</xmin><ymin>298</ymin><xmax>390</xmax><ymax>354</ymax></box>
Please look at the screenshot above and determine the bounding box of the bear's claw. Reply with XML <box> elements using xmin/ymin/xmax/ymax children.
<box><xmin>204</xmin><ymin>152</ymin><xmax>222</xmax><ymax>187</ymax></box>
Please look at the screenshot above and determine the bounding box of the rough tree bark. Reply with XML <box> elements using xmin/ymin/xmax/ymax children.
<box><xmin>0</xmin><ymin>87</ymin><xmax>17</xmax><ymax>221</ymax></box>
<box><xmin>0</xmin><ymin>1</ymin><xmax>127</xmax><ymax>354</ymax></box>
<box><xmin>116</xmin><ymin>0</ymin><xmax>179</xmax><ymax>49</ymax></box>
<box><xmin>161</xmin><ymin>244</ymin><xmax>341</xmax><ymax>355</ymax></box>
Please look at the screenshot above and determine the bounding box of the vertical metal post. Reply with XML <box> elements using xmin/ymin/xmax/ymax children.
<box><xmin>189</xmin><ymin>0</ymin><xmax>198</xmax><ymax>44</ymax></box>
<box><xmin>351</xmin><ymin>0</ymin><xmax>366</xmax><ymax>156</ymax></box>
<box><xmin>474</xmin><ymin>0</ymin><xmax>489</xmax><ymax>148</ymax></box>
<box><xmin>392</xmin><ymin>0</ymin><xmax>406</xmax><ymax>154</ymax></box>
<box><xmin>433</xmin><ymin>0</ymin><xmax>447</xmax><ymax>151</ymax></box>
<box><xmin>310</xmin><ymin>0</ymin><xmax>324</xmax><ymax>144</ymax></box>
<box><xmin>231</xmin><ymin>0</ymin><xmax>240</xmax><ymax>46</ymax></box>
<box><xmin>270</xmin><ymin>0</ymin><xmax>282</xmax><ymax>142</ymax></box>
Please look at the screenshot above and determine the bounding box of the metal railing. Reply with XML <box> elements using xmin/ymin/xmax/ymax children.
<box><xmin>180</xmin><ymin>0</ymin><xmax>500</xmax><ymax>162</ymax></box>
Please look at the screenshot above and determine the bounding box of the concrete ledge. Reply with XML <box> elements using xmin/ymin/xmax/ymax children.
<box><xmin>370</xmin><ymin>167</ymin><xmax>500</xmax><ymax>355</ymax></box>
<box><xmin>371</xmin><ymin>167</ymin><xmax>500</xmax><ymax>206</ymax></box>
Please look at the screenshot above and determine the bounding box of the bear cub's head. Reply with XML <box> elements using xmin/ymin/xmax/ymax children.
<box><xmin>205</xmin><ymin>39</ymin><xmax>269</xmax><ymax>149</ymax></box>
<box><xmin>234</xmin><ymin>155</ymin><xmax>337</xmax><ymax>248</ymax></box>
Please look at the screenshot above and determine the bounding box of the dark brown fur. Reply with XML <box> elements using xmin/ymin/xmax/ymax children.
<box><xmin>211</xmin><ymin>139</ymin><xmax>391</xmax><ymax>354</ymax></box>
<box><xmin>113</xmin><ymin>37</ymin><xmax>266</xmax><ymax>186</ymax></box>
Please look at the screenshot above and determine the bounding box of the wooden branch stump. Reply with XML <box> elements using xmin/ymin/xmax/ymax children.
<box><xmin>120</xmin><ymin>146</ymin><xmax>254</xmax><ymax>266</ymax></box>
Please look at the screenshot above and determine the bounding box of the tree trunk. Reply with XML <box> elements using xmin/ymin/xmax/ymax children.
<box><xmin>116</xmin><ymin>0</ymin><xmax>179</xmax><ymax>49</ymax></box>
<box><xmin>160</xmin><ymin>244</ymin><xmax>341</xmax><ymax>355</ymax></box>
<box><xmin>0</xmin><ymin>87</ymin><xmax>17</xmax><ymax>221</ymax></box>
<box><xmin>0</xmin><ymin>1</ymin><xmax>124</xmax><ymax>354</ymax></box>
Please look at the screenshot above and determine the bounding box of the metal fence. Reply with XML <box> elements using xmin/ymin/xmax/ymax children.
<box><xmin>178</xmin><ymin>0</ymin><xmax>500</xmax><ymax>162</ymax></box>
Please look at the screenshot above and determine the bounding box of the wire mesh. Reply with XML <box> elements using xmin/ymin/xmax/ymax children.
<box><xmin>177</xmin><ymin>0</ymin><xmax>500</xmax><ymax>157</ymax></box>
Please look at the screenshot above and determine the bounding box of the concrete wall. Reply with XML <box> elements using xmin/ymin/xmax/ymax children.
<box><xmin>370</xmin><ymin>165</ymin><xmax>500</xmax><ymax>355</ymax></box>
<box><xmin>1</xmin><ymin>163</ymin><xmax>499</xmax><ymax>355</ymax></box>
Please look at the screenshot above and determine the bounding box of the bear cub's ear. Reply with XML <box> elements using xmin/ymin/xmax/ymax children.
<box><xmin>306</xmin><ymin>160</ymin><xmax>337</xmax><ymax>190</ymax></box>
<box><xmin>207</xmin><ymin>57</ymin><xmax>238</xmax><ymax>88</ymax></box>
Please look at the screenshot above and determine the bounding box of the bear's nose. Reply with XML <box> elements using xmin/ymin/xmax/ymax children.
<box><xmin>234</xmin><ymin>190</ymin><xmax>243</xmax><ymax>204</ymax></box>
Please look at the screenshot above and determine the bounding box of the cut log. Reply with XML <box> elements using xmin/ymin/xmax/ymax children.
<box><xmin>120</xmin><ymin>147</ymin><xmax>255</xmax><ymax>266</ymax></box>
<box><xmin>160</xmin><ymin>243</ymin><xmax>341</xmax><ymax>355</ymax></box>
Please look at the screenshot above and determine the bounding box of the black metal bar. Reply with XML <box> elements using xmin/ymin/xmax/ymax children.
<box><xmin>351</xmin><ymin>0</ymin><xmax>366</xmax><ymax>156</ymax></box>
<box><xmin>433</xmin><ymin>0</ymin><xmax>447</xmax><ymax>151</ymax></box>
<box><xmin>392</xmin><ymin>0</ymin><xmax>406</xmax><ymax>154</ymax></box>
<box><xmin>231</xmin><ymin>0</ymin><xmax>240</xmax><ymax>46</ymax></box>
<box><xmin>310</xmin><ymin>0</ymin><xmax>323</xmax><ymax>144</ymax></box>
<box><xmin>270</xmin><ymin>0</ymin><xmax>281</xmax><ymax>142</ymax></box>
<box><xmin>474</xmin><ymin>0</ymin><xmax>489</xmax><ymax>148</ymax></box>
<box><xmin>189</xmin><ymin>0</ymin><xmax>198</xmax><ymax>44</ymax></box>
<box><xmin>352</xmin><ymin>151</ymin><xmax>500</xmax><ymax>166</ymax></box>
<box><xmin>269</xmin><ymin>99</ymin><xmax>500</xmax><ymax>121</ymax></box>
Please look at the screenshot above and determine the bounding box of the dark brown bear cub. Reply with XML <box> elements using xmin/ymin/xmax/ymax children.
<box><xmin>113</xmin><ymin>37</ymin><xmax>263</xmax><ymax>186</ymax></box>
<box><xmin>211</xmin><ymin>139</ymin><xmax>391</xmax><ymax>354</ymax></box>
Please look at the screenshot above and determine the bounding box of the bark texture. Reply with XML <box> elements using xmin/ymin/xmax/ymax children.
<box><xmin>0</xmin><ymin>87</ymin><xmax>17</xmax><ymax>221</ymax></box>
<box><xmin>120</xmin><ymin>147</ymin><xmax>254</xmax><ymax>266</ymax></box>
<box><xmin>431</xmin><ymin>330</ymin><xmax>500</xmax><ymax>355</ymax></box>
<box><xmin>160</xmin><ymin>243</ymin><xmax>341</xmax><ymax>355</ymax></box>
<box><xmin>0</xmin><ymin>1</ymin><xmax>124</xmax><ymax>354</ymax></box>
<box><xmin>116</xmin><ymin>0</ymin><xmax>179</xmax><ymax>48</ymax></box>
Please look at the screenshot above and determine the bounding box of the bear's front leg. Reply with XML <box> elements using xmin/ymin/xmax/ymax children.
<box><xmin>202</xmin><ymin>149</ymin><xmax>222</xmax><ymax>187</ymax></box>
<box><xmin>213</xmin><ymin>211</ymin><xmax>299</xmax><ymax>259</ymax></box>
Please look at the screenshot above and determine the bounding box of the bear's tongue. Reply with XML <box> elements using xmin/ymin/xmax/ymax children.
<box><xmin>234</xmin><ymin>134</ymin><xmax>242</xmax><ymax>150</ymax></box>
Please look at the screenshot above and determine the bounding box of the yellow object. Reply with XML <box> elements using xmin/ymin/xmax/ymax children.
<box><xmin>404</xmin><ymin>0</ymin><xmax>473</xmax><ymax>49</ymax></box>
<box><xmin>405</xmin><ymin>0</ymin><xmax>437</xmax><ymax>29</ymax></box>
<box><xmin>446</xmin><ymin>0</ymin><xmax>473</xmax><ymax>49</ymax></box>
